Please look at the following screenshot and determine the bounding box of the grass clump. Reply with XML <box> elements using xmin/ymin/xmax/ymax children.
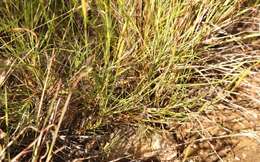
<box><xmin>0</xmin><ymin>0</ymin><xmax>260</xmax><ymax>161</ymax></box>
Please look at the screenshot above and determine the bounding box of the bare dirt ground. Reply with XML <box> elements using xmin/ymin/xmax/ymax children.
<box><xmin>178</xmin><ymin>71</ymin><xmax>260</xmax><ymax>162</ymax></box>
<box><xmin>225</xmin><ymin>135</ymin><xmax>260</xmax><ymax>162</ymax></box>
<box><xmin>223</xmin><ymin>72</ymin><xmax>260</xmax><ymax>162</ymax></box>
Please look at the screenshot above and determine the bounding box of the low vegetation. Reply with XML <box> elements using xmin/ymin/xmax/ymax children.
<box><xmin>0</xmin><ymin>0</ymin><xmax>259</xmax><ymax>161</ymax></box>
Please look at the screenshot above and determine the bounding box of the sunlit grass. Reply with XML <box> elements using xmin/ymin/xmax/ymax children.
<box><xmin>0</xmin><ymin>0</ymin><xmax>259</xmax><ymax>161</ymax></box>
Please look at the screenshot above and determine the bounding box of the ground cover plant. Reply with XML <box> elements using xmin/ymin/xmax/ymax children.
<box><xmin>0</xmin><ymin>0</ymin><xmax>260</xmax><ymax>161</ymax></box>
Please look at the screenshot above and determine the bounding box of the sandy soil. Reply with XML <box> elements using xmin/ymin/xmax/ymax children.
<box><xmin>224</xmin><ymin>72</ymin><xmax>260</xmax><ymax>162</ymax></box>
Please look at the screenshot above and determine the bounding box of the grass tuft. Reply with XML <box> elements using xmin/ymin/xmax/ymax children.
<box><xmin>0</xmin><ymin>0</ymin><xmax>260</xmax><ymax>161</ymax></box>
